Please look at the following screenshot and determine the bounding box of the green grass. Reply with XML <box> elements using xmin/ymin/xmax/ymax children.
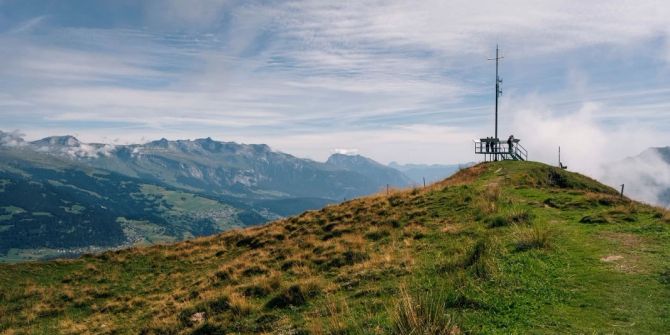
<box><xmin>1</xmin><ymin>161</ymin><xmax>669</xmax><ymax>334</ymax></box>
<box><xmin>137</xmin><ymin>184</ymin><xmax>242</xmax><ymax>229</ymax></box>
<box><xmin>117</xmin><ymin>217</ymin><xmax>177</xmax><ymax>244</ymax></box>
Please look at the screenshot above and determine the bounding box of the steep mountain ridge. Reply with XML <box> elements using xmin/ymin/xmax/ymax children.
<box><xmin>0</xmin><ymin>131</ymin><xmax>413</xmax><ymax>261</ymax></box>
<box><xmin>2</xmin><ymin>161</ymin><xmax>668</xmax><ymax>334</ymax></box>
<box><xmin>14</xmin><ymin>132</ymin><xmax>408</xmax><ymax>200</ymax></box>
<box><xmin>0</xmin><ymin>145</ymin><xmax>260</xmax><ymax>261</ymax></box>
<box><xmin>326</xmin><ymin>153</ymin><xmax>412</xmax><ymax>188</ymax></box>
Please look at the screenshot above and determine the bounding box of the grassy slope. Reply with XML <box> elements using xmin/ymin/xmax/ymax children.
<box><xmin>1</xmin><ymin>161</ymin><xmax>669</xmax><ymax>334</ymax></box>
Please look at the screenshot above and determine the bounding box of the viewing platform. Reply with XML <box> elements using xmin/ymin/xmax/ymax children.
<box><xmin>474</xmin><ymin>138</ymin><xmax>527</xmax><ymax>161</ymax></box>
<box><xmin>473</xmin><ymin>45</ymin><xmax>529</xmax><ymax>163</ymax></box>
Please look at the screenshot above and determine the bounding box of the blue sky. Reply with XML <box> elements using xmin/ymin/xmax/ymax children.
<box><xmin>1</xmin><ymin>0</ymin><xmax>670</xmax><ymax>167</ymax></box>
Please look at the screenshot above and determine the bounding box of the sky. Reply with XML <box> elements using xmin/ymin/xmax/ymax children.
<box><xmin>1</xmin><ymin>0</ymin><xmax>670</xmax><ymax>169</ymax></box>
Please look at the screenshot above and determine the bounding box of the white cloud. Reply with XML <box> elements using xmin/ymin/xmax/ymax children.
<box><xmin>504</xmin><ymin>96</ymin><xmax>670</xmax><ymax>205</ymax></box>
<box><xmin>0</xmin><ymin>129</ymin><xmax>26</xmax><ymax>147</ymax></box>
<box><xmin>603</xmin><ymin>150</ymin><xmax>670</xmax><ymax>206</ymax></box>
<box><xmin>2</xmin><ymin>0</ymin><xmax>670</xmax><ymax>174</ymax></box>
<box><xmin>332</xmin><ymin>148</ymin><xmax>359</xmax><ymax>155</ymax></box>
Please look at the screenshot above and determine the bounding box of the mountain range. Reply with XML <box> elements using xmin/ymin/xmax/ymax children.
<box><xmin>0</xmin><ymin>131</ymin><xmax>417</xmax><ymax>261</ymax></box>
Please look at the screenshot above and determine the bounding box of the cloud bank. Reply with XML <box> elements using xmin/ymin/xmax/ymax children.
<box><xmin>505</xmin><ymin>98</ymin><xmax>670</xmax><ymax>206</ymax></box>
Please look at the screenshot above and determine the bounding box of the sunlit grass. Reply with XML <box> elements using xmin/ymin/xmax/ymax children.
<box><xmin>1</xmin><ymin>161</ymin><xmax>669</xmax><ymax>334</ymax></box>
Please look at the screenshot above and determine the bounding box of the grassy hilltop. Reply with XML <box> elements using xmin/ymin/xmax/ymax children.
<box><xmin>1</xmin><ymin>161</ymin><xmax>669</xmax><ymax>334</ymax></box>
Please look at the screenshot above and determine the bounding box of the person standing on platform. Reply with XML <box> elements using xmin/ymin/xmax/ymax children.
<box><xmin>507</xmin><ymin>135</ymin><xmax>514</xmax><ymax>153</ymax></box>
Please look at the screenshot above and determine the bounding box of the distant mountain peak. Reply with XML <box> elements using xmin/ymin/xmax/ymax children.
<box><xmin>31</xmin><ymin>135</ymin><xmax>81</xmax><ymax>147</ymax></box>
<box><xmin>326</xmin><ymin>153</ymin><xmax>411</xmax><ymax>187</ymax></box>
<box><xmin>327</xmin><ymin>153</ymin><xmax>379</xmax><ymax>166</ymax></box>
<box><xmin>145</xmin><ymin>138</ymin><xmax>171</xmax><ymax>149</ymax></box>
<box><xmin>193</xmin><ymin>137</ymin><xmax>224</xmax><ymax>152</ymax></box>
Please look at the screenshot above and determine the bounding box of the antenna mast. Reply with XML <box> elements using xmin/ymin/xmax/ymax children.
<box><xmin>489</xmin><ymin>45</ymin><xmax>503</xmax><ymax>140</ymax></box>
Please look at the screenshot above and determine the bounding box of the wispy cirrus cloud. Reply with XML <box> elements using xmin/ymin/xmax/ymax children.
<box><xmin>1</xmin><ymin>0</ymin><xmax>670</xmax><ymax>167</ymax></box>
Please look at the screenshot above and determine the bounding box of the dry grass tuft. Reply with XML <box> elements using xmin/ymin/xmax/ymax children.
<box><xmin>240</xmin><ymin>271</ymin><xmax>282</xmax><ymax>298</ymax></box>
<box><xmin>514</xmin><ymin>225</ymin><xmax>552</xmax><ymax>252</ymax></box>
<box><xmin>307</xmin><ymin>295</ymin><xmax>356</xmax><ymax>335</ymax></box>
<box><xmin>392</xmin><ymin>286</ymin><xmax>460</xmax><ymax>335</ymax></box>
<box><xmin>365</xmin><ymin>226</ymin><xmax>391</xmax><ymax>241</ymax></box>
<box><xmin>58</xmin><ymin>317</ymin><xmax>89</xmax><ymax>335</ymax></box>
<box><xmin>227</xmin><ymin>291</ymin><xmax>255</xmax><ymax>316</ymax></box>
<box><xmin>584</xmin><ymin>192</ymin><xmax>622</xmax><ymax>207</ymax></box>
<box><xmin>429</xmin><ymin>163</ymin><xmax>487</xmax><ymax>190</ymax></box>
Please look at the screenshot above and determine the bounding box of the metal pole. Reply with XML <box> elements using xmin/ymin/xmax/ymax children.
<box><xmin>495</xmin><ymin>45</ymin><xmax>499</xmax><ymax>142</ymax></box>
<box><xmin>488</xmin><ymin>45</ymin><xmax>503</xmax><ymax>161</ymax></box>
<box><xmin>620</xmin><ymin>184</ymin><xmax>625</xmax><ymax>198</ymax></box>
